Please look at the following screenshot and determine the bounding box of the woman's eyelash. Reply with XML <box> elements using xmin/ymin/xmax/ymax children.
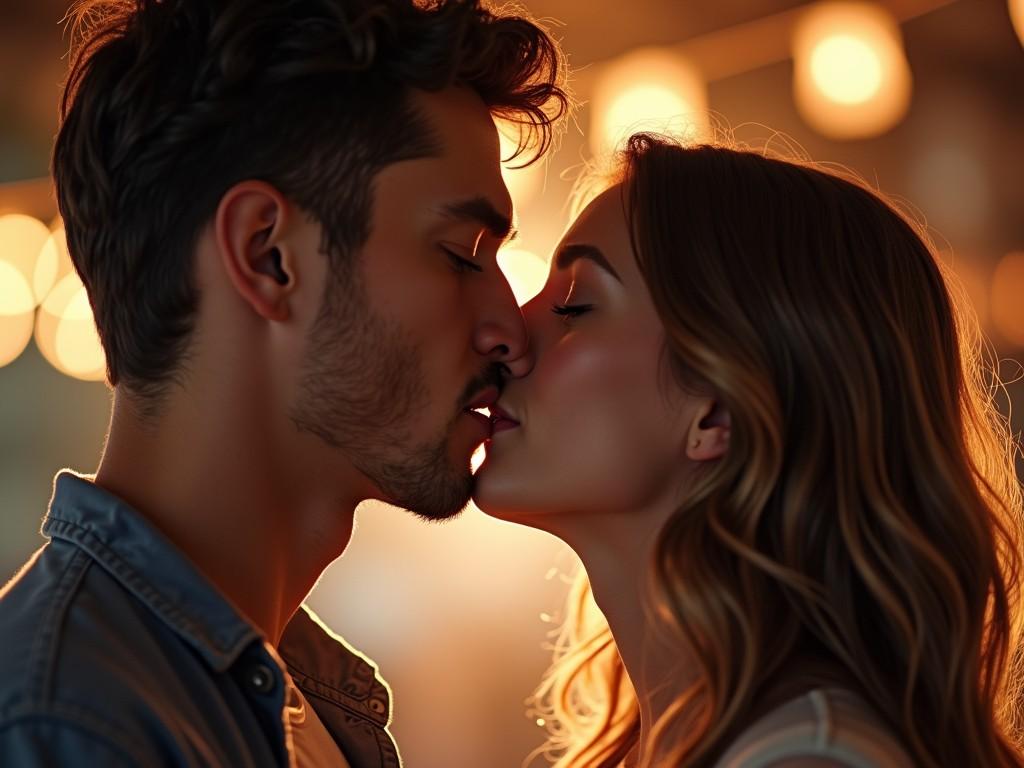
<box><xmin>551</xmin><ymin>303</ymin><xmax>593</xmax><ymax>318</ymax></box>
<box><xmin>442</xmin><ymin>247</ymin><xmax>483</xmax><ymax>274</ymax></box>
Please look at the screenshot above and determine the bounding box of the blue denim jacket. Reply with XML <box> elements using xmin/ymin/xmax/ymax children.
<box><xmin>0</xmin><ymin>471</ymin><xmax>402</xmax><ymax>767</ymax></box>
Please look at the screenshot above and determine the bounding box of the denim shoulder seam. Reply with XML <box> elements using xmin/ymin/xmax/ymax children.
<box><xmin>0</xmin><ymin>703</ymin><xmax>151</xmax><ymax>765</ymax></box>
<box><xmin>45</xmin><ymin>517</ymin><xmax>248</xmax><ymax>659</ymax></box>
<box><xmin>27</xmin><ymin>547</ymin><xmax>92</xmax><ymax>707</ymax></box>
<box><xmin>280</xmin><ymin>651</ymin><xmax>387</xmax><ymax>725</ymax></box>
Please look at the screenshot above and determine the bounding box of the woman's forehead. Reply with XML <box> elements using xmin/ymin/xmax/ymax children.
<box><xmin>562</xmin><ymin>185</ymin><xmax>632</xmax><ymax>267</ymax></box>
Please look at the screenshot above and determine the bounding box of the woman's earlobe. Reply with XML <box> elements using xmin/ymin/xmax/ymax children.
<box><xmin>684</xmin><ymin>397</ymin><xmax>731</xmax><ymax>459</ymax></box>
<box><xmin>688</xmin><ymin>431</ymin><xmax>728</xmax><ymax>461</ymax></box>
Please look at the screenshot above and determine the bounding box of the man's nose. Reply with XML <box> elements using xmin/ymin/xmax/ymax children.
<box><xmin>472</xmin><ymin>294</ymin><xmax>535</xmax><ymax>379</ymax></box>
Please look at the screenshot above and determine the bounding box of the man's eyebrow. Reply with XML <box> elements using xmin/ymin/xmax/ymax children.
<box><xmin>554</xmin><ymin>244</ymin><xmax>622</xmax><ymax>283</ymax></box>
<box><xmin>440</xmin><ymin>196</ymin><xmax>517</xmax><ymax>244</ymax></box>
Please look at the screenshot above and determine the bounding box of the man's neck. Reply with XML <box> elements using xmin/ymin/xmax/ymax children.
<box><xmin>94</xmin><ymin>390</ymin><xmax>363</xmax><ymax>645</ymax></box>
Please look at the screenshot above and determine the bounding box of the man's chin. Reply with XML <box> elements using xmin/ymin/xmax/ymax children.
<box><xmin>358</xmin><ymin>428</ymin><xmax>480</xmax><ymax>521</ymax></box>
<box><xmin>390</xmin><ymin>467</ymin><xmax>475</xmax><ymax>523</ymax></box>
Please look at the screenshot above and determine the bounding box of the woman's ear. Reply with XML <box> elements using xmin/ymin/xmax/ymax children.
<box><xmin>214</xmin><ymin>180</ymin><xmax>298</xmax><ymax>322</ymax></box>
<box><xmin>685</xmin><ymin>398</ymin><xmax>731</xmax><ymax>461</ymax></box>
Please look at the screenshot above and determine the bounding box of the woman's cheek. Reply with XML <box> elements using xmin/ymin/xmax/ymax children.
<box><xmin>529</xmin><ymin>330</ymin><xmax>664</xmax><ymax>510</ymax></box>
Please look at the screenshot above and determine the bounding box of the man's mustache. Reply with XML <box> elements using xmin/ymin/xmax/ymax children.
<box><xmin>459</xmin><ymin>364</ymin><xmax>508</xmax><ymax>411</ymax></box>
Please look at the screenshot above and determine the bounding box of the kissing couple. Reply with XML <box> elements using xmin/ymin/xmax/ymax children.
<box><xmin>1</xmin><ymin>1</ymin><xmax>1021</xmax><ymax>766</ymax></box>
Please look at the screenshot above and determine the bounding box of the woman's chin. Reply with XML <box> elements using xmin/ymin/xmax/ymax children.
<box><xmin>472</xmin><ymin>464</ymin><xmax>527</xmax><ymax>522</ymax></box>
<box><xmin>470</xmin><ymin>474</ymin><xmax>508</xmax><ymax>518</ymax></box>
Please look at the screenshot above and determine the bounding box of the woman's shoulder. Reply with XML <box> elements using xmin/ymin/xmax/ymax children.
<box><xmin>713</xmin><ymin>688</ymin><xmax>915</xmax><ymax>768</ymax></box>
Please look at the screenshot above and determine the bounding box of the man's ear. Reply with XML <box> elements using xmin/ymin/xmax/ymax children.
<box><xmin>685</xmin><ymin>398</ymin><xmax>731</xmax><ymax>462</ymax></box>
<box><xmin>214</xmin><ymin>181</ymin><xmax>297</xmax><ymax>322</ymax></box>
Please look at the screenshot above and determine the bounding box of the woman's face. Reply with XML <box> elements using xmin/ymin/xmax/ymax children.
<box><xmin>474</xmin><ymin>184</ymin><xmax>719</xmax><ymax>528</ymax></box>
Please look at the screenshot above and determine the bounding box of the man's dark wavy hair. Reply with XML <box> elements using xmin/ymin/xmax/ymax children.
<box><xmin>53</xmin><ymin>0</ymin><xmax>569</xmax><ymax>404</ymax></box>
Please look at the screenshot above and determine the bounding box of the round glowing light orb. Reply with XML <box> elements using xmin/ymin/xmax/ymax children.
<box><xmin>793</xmin><ymin>2</ymin><xmax>912</xmax><ymax>140</ymax></box>
<box><xmin>810</xmin><ymin>35</ymin><xmax>884</xmax><ymax>104</ymax></box>
<box><xmin>35</xmin><ymin>272</ymin><xmax>107</xmax><ymax>382</ymax></box>
<box><xmin>0</xmin><ymin>260</ymin><xmax>35</xmax><ymax>367</ymax></box>
<box><xmin>991</xmin><ymin>251</ymin><xmax>1024</xmax><ymax>347</ymax></box>
<box><xmin>1011</xmin><ymin>0</ymin><xmax>1024</xmax><ymax>48</ymax></box>
<box><xmin>590</xmin><ymin>48</ymin><xmax>708</xmax><ymax>158</ymax></box>
<box><xmin>35</xmin><ymin>227</ymin><xmax>76</xmax><ymax>305</ymax></box>
<box><xmin>497</xmin><ymin>247</ymin><xmax>550</xmax><ymax>306</ymax></box>
<box><xmin>0</xmin><ymin>214</ymin><xmax>51</xmax><ymax>306</ymax></box>
<box><xmin>0</xmin><ymin>259</ymin><xmax>36</xmax><ymax>316</ymax></box>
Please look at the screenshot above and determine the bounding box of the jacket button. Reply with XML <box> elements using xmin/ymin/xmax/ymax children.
<box><xmin>245</xmin><ymin>663</ymin><xmax>277</xmax><ymax>695</ymax></box>
<box><xmin>368</xmin><ymin>698</ymin><xmax>386</xmax><ymax>715</ymax></box>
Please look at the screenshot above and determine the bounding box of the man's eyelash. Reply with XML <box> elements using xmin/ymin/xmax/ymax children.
<box><xmin>551</xmin><ymin>303</ymin><xmax>593</xmax><ymax>318</ymax></box>
<box><xmin>442</xmin><ymin>247</ymin><xmax>483</xmax><ymax>274</ymax></box>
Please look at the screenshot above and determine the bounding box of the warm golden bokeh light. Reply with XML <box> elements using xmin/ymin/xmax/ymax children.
<box><xmin>1011</xmin><ymin>0</ymin><xmax>1024</xmax><ymax>47</ymax></box>
<box><xmin>590</xmin><ymin>47</ymin><xmax>708</xmax><ymax>158</ymax></box>
<box><xmin>0</xmin><ymin>213</ymin><xmax>51</xmax><ymax>306</ymax></box>
<box><xmin>35</xmin><ymin>227</ymin><xmax>75</xmax><ymax>305</ymax></box>
<box><xmin>34</xmin><ymin>272</ymin><xmax>106</xmax><ymax>382</ymax></box>
<box><xmin>56</xmin><ymin>287</ymin><xmax>107</xmax><ymax>377</ymax></box>
<box><xmin>793</xmin><ymin>2</ymin><xmax>912</xmax><ymax>139</ymax></box>
<box><xmin>0</xmin><ymin>260</ymin><xmax>35</xmax><ymax>368</ymax></box>
<box><xmin>497</xmin><ymin>247</ymin><xmax>550</xmax><ymax>306</ymax></box>
<box><xmin>0</xmin><ymin>259</ymin><xmax>35</xmax><ymax>316</ymax></box>
<box><xmin>499</xmin><ymin>130</ymin><xmax>544</xmax><ymax>210</ymax></box>
<box><xmin>991</xmin><ymin>251</ymin><xmax>1024</xmax><ymax>347</ymax></box>
<box><xmin>810</xmin><ymin>35</ymin><xmax>883</xmax><ymax>104</ymax></box>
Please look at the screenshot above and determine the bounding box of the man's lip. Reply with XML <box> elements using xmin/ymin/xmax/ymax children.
<box><xmin>464</xmin><ymin>386</ymin><xmax>500</xmax><ymax>412</ymax></box>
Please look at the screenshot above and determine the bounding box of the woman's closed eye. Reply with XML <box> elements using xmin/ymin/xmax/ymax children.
<box><xmin>551</xmin><ymin>303</ymin><xmax>593</xmax><ymax>320</ymax></box>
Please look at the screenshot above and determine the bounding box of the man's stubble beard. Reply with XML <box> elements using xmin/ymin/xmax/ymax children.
<box><xmin>289</xmin><ymin>266</ymin><xmax>474</xmax><ymax>521</ymax></box>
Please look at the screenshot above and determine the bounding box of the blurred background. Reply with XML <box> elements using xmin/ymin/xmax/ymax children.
<box><xmin>1</xmin><ymin>1</ymin><xmax>1023</xmax><ymax>766</ymax></box>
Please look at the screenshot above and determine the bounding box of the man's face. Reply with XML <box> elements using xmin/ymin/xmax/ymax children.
<box><xmin>289</xmin><ymin>87</ymin><xmax>530</xmax><ymax>521</ymax></box>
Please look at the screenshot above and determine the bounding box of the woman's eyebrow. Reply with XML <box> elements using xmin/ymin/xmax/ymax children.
<box><xmin>554</xmin><ymin>244</ymin><xmax>622</xmax><ymax>283</ymax></box>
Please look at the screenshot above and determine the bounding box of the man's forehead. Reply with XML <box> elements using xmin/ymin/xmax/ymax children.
<box><xmin>411</xmin><ymin>86</ymin><xmax>498</xmax><ymax>134</ymax></box>
<box><xmin>374</xmin><ymin>87</ymin><xmax>514</xmax><ymax>234</ymax></box>
<box><xmin>369</xmin><ymin>147</ymin><xmax>513</xmax><ymax>234</ymax></box>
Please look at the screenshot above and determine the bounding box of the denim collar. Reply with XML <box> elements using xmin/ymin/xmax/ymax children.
<box><xmin>42</xmin><ymin>470</ymin><xmax>261</xmax><ymax>672</ymax></box>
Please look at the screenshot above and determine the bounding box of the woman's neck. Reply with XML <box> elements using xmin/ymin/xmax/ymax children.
<box><xmin>568</xmin><ymin>520</ymin><xmax>858</xmax><ymax>766</ymax></box>
<box><xmin>567</xmin><ymin>520</ymin><xmax>699</xmax><ymax>762</ymax></box>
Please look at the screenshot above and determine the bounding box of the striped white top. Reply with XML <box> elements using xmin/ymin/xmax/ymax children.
<box><xmin>714</xmin><ymin>688</ymin><xmax>915</xmax><ymax>767</ymax></box>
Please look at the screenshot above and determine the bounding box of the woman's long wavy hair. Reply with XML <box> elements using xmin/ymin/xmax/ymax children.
<box><xmin>526</xmin><ymin>134</ymin><xmax>1024</xmax><ymax>767</ymax></box>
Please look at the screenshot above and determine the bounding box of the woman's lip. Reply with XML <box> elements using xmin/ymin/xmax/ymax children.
<box><xmin>491</xmin><ymin>417</ymin><xmax>519</xmax><ymax>433</ymax></box>
<box><xmin>489</xmin><ymin>404</ymin><xmax>519</xmax><ymax>424</ymax></box>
